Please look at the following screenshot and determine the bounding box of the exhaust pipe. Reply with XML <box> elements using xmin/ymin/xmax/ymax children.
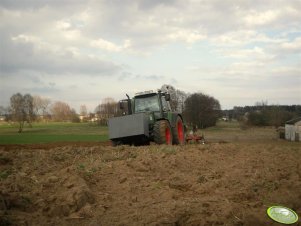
<box><xmin>126</xmin><ymin>94</ymin><xmax>132</xmax><ymax>115</ymax></box>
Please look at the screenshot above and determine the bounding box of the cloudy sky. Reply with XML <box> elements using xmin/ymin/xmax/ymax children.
<box><xmin>1</xmin><ymin>0</ymin><xmax>300</xmax><ymax>111</ymax></box>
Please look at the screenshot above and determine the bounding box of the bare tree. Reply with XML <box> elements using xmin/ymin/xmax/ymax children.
<box><xmin>95</xmin><ymin>98</ymin><xmax>119</xmax><ymax>125</ymax></box>
<box><xmin>10</xmin><ymin>93</ymin><xmax>25</xmax><ymax>132</ymax></box>
<box><xmin>80</xmin><ymin>105</ymin><xmax>88</xmax><ymax>116</ymax></box>
<box><xmin>23</xmin><ymin>94</ymin><xmax>35</xmax><ymax>126</ymax></box>
<box><xmin>70</xmin><ymin>108</ymin><xmax>80</xmax><ymax>123</ymax></box>
<box><xmin>161</xmin><ymin>84</ymin><xmax>177</xmax><ymax>111</ymax></box>
<box><xmin>33</xmin><ymin>95</ymin><xmax>51</xmax><ymax>120</ymax></box>
<box><xmin>0</xmin><ymin>106</ymin><xmax>6</xmax><ymax>115</ymax></box>
<box><xmin>51</xmin><ymin>101</ymin><xmax>73</xmax><ymax>121</ymax></box>
<box><xmin>100</xmin><ymin>98</ymin><xmax>119</xmax><ymax>117</ymax></box>
<box><xmin>0</xmin><ymin>106</ymin><xmax>10</xmax><ymax>121</ymax></box>
<box><xmin>175</xmin><ymin>89</ymin><xmax>188</xmax><ymax>112</ymax></box>
<box><xmin>10</xmin><ymin>93</ymin><xmax>35</xmax><ymax>132</ymax></box>
<box><xmin>94</xmin><ymin>104</ymin><xmax>101</xmax><ymax>114</ymax></box>
<box><xmin>161</xmin><ymin>84</ymin><xmax>188</xmax><ymax>112</ymax></box>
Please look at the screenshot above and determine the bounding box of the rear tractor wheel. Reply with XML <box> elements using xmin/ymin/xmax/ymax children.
<box><xmin>172</xmin><ymin>116</ymin><xmax>185</xmax><ymax>145</ymax></box>
<box><xmin>154</xmin><ymin>120</ymin><xmax>173</xmax><ymax>145</ymax></box>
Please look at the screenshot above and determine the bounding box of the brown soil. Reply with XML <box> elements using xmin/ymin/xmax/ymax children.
<box><xmin>1</xmin><ymin>141</ymin><xmax>300</xmax><ymax>226</ymax></box>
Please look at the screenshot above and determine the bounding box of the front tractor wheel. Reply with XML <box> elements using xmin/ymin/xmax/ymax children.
<box><xmin>154</xmin><ymin>120</ymin><xmax>173</xmax><ymax>145</ymax></box>
<box><xmin>172</xmin><ymin>116</ymin><xmax>185</xmax><ymax>145</ymax></box>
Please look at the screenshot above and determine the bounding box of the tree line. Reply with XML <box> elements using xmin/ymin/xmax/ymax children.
<box><xmin>1</xmin><ymin>93</ymin><xmax>82</xmax><ymax>132</ymax></box>
<box><xmin>0</xmin><ymin>93</ymin><xmax>123</xmax><ymax>132</ymax></box>
<box><xmin>2</xmin><ymin>89</ymin><xmax>298</xmax><ymax>133</ymax></box>
<box><xmin>223</xmin><ymin>101</ymin><xmax>301</xmax><ymax>127</ymax></box>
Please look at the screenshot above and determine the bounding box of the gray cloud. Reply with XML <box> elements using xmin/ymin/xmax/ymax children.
<box><xmin>25</xmin><ymin>85</ymin><xmax>60</xmax><ymax>94</ymax></box>
<box><xmin>119</xmin><ymin>73</ymin><xmax>164</xmax><ymax>81</ymax></box>
<box><xmin>144</xmin><ymin>74</ymin><xmax>164</xmax><ymax>80</ymax></box>
<box><xmin>0</xmin><ymin>34</ymin><xmax>121</xmax><ymax>76</ymax></box>
<box><xmin>0</xmin><ymin>0</ymin><xmax>85</xmax><ymax>10</ymax></box>
<box><xmin>137</xmin><ymin>0</ymin><xmax>179</xmax><ymax>10</ymax></box>
<box><xmin>0</xmin><ymin>0</ymin><xmax>49</xmax><ymax>9</ymax></box>
<box><xmin>1</xmin><ymin>0</ymin><xmax>300</xmax><ymax>110</ymax></box>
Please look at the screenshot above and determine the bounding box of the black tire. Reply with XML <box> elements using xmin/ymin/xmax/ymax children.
<box><xmin>172</xmin><ymin>116</ymin><xmax>185</xmax><ymax>145</ymax></box>
<box><xmin>154</xmin><ymin>120</ymin><xmax>173</xmax><ymax>145</ymax></box>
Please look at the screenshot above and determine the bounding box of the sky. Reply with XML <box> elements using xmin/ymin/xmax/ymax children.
<box><xmin>0</xmin><ymin>0</ymin><xmax>300</xmax><ymax>111</ymax></box>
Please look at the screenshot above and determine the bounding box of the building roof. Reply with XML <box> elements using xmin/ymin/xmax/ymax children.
<box><xmin>286</xmin><ymin>117</ymin><xmax>301</xmax><ymax>125</ymax></box>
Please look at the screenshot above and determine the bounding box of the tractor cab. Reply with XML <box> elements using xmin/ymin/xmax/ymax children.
<box><xmin>119</xmin><ymin>90</ymin><xmax>171</xmax><ymax>116</ymax></box>
<box><xmin>133</xmin><ymin>90</ymin><xmax>171</xmax><ymax>114</ymax></box>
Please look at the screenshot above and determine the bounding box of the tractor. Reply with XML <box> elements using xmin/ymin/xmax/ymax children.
<box><xmin>108</xmin><ymin>90</ymin><xmax>185</xmax><ymax>146</ymax></box>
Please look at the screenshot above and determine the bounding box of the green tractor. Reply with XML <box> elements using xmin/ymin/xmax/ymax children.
<box><xmin>108</xmin><ymin>90</ymin><xmax>185</xmax><ymax>146</ymax></box>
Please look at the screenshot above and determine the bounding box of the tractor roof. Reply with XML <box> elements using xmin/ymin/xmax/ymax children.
<box><xmin>134</xmin><ymin>90</ymin><xmax>158</xmax><ymax>98</ymax></box>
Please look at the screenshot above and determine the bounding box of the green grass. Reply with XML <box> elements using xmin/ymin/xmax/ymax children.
<box><xmin>0</xmin><ymin>122</ymin><xmax>108</xmax><ymax>144</ymax></box>
<box><xmin>0</xmin><ymin>120</ymin><xmax>280</xmax><ymax>145</ymax></box>
<box><xmin>199</xmin><ymin>120</ymin><xmax>278</xmax><ymax>142</ymax></box>
<box><xmin>204</xmin><ymin>120</ymin><xmax>241</xmax><ymax>131</ymax></box>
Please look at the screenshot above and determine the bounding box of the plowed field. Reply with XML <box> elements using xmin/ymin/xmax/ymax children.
<box><xmin>1</xmin><ymin>139</ymin><xmax>300</xmax><ymax>226</ymax></box>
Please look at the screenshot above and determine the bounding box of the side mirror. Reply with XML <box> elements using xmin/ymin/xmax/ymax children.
<box><xmin>165</xmin><ymin>93</ymin><xmax>170</xmax><ymax>101</ymax></box>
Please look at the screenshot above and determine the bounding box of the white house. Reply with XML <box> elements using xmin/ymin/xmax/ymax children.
<box><xmin>285</xmin><ymin>117</ymin><xmax>301</xmax><ymax>142</ymax></box>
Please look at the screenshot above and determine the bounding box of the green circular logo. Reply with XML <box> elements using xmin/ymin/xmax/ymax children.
<box><xmin>267</xmin><ymin>206</ymin><xmax>298</xmax><ymax>224</ymax></box>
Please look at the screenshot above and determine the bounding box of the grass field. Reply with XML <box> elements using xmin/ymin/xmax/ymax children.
<box><xmin>199</xmin><ymin>120</ymin><xmax>279</xmax><ymax>142</ymax></box>
<box><xmin>0</xmin><ymin>120</ymin><xmax>279</xmax><ymax>144</ymax></box>
<box><xmin>0</xmin><ymin>122</ymin><xmax>108</xmax><ymax>144</ymax></box>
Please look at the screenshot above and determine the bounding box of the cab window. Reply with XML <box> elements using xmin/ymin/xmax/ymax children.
<box><xmin>134</xmin><ymin>95</ymin><xmax>160</xmax><ymax>113</ymax></box>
